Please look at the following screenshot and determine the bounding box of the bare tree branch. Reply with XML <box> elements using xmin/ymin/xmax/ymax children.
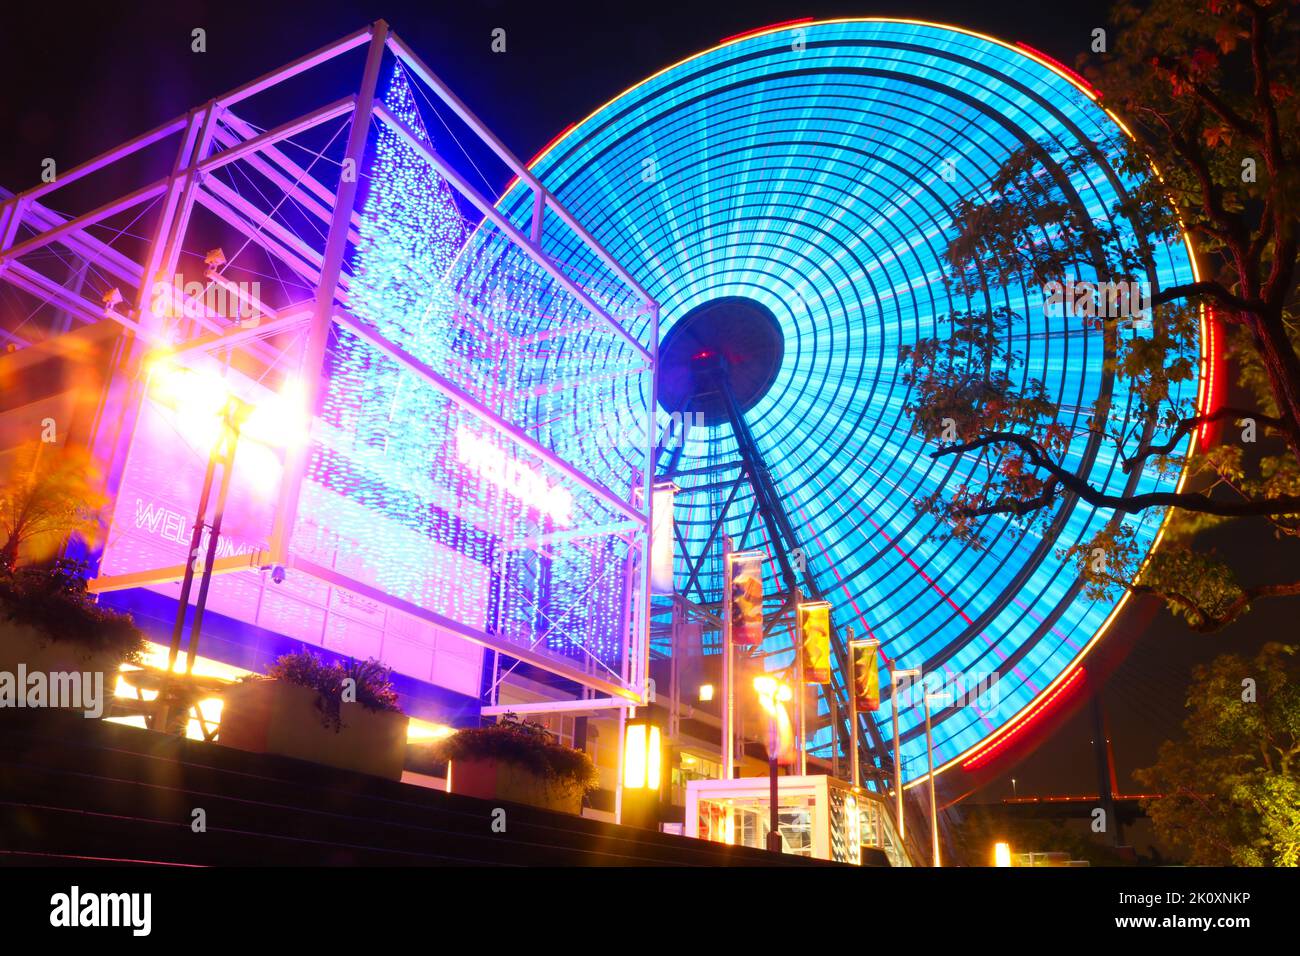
<box><xmin>1120</xmin><ymin>406</ymin><xmax>1292</xmax><ymax>472</ymax></box>
<box><xmin>932</xmin><ymin>431</ymin><xmax>1300</xmax><ymax>517</ymax></box>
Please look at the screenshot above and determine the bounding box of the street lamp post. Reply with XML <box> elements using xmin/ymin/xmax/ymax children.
<box><xmin>182</xmin><ymin>395</ymin><xmax>249</xmax><ymax>676</ymax></box>
<box><xmin>154</xmin><ymin>375</ymin><xmax>250</xmax><ymax>732</ymax></box>
<box><xmin>847</xmin><ymin>627</ymin><xmax>859</xmax><ymax>788</ymax></box>
<box><xmin>754</xmin><ymin>674</ymin><xmax>792</xmax><ymax>853</ymax></box>
<box><xmin>721</xmin><ymin>537</ymin><xmax>734</xmax><ymax>779</ymax></box>
<box><xmin>146</xmin><ymin>357</ymin><xmax>298</xmax><ymax>732</ymax></box>
<box><xmin>621</xmin><ymin>713</ymin><xmax>662</xmax><ymax>829</ymax></box>
<box><xmin>767</xmin><ymin>747</ymin><xmax>780</xmax><ymax>852</ymax></box>
<box><xmin>164</xmin><ymin>430</ymin><xmax>220</xmax><ymax>675</ymax></box>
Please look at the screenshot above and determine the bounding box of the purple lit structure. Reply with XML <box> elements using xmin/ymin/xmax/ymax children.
<box><xmin>0</xmin><ymin>22</ymin><xmax>659</xmax><ymax>719</ymax></box>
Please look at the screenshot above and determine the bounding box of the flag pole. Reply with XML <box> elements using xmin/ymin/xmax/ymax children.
<box><xmin>894</xmin><ymin>668</ymin><xmax>903</xmax><ymax>839</ymax></box>
<box><xmin>925</xmin><ymin>690</ymin><xmax>941</xmax><ymax>867</ymax></box>
<box><xmin>722</xmin><ymin>535</ymin><xmax>734</xmax><ymax>779</ymax></box>
<box><xmin>847</xmin><ymin>626</ymin><xmax>859</xmax><ymax>787</ymax></box>
<box><xmin>794</xmin><ymin>589</ymin><xmax>806</xmax><ymax>775</ymax></box>
<box><xmin>892</xmin><ymin>666</ymin><xmax>921</xmax><ymax>842</ymax></box>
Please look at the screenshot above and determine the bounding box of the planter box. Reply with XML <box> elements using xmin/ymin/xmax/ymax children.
<box><xmin>0</xmin><ymin>619</ymin><xmax>119</xmax><ymax>711</ymax></box>
<box><xmin>450</xmin><ymin>756</ymin><xmax>585</xmax><ymax>815</ymax></box>
<box><xmin>219</xmin><ymin>680</ymin><xmax>409</xmax><ymax>781</ymax></box>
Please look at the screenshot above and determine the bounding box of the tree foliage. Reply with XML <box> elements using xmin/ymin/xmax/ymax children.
<box><xmin>900</xmin><ymin>0</ymin><xmax>1300</xmax><ymax>630</ymax></box>
<box><xmin>0</xmin><ymin>440</ymin><xmax>107</xmax><ymax>574</ymax></box>
<box><xmin>1136</xmin><ymin>642</ymin><xmax>1300</xmax><ymax>866</ymax></box>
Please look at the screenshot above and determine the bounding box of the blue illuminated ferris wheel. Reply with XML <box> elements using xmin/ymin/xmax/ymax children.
<box><xmin>497</xmin><ymin>19</ymin><xmax>1202</xmax><ymax>785</ymax></box>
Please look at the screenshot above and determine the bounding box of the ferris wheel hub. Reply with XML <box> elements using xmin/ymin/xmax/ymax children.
<box><xmin>657</xmin><ymin>296</ymin><xmax>784</xmax><ymax>425</ymax></box>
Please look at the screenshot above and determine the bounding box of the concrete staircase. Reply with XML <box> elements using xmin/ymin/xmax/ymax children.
<box><xmin>0</xmin><ymin>712</ymin><xmax>847</xmax><ymax>867</ymax></box>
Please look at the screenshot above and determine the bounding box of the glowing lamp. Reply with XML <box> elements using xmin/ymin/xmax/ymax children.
<box><xmin>994</xmin><ymin>841</ymin><xmax>1013</xmax><ymax>868</ymax></box>
<box><xmin>753</xmin><ymin>675</ymin><xmax>792</xmax><ymax>715</ymax></box>
<box><xmin>148</xmin><ymin>359</ymin><xmax>232</xmax><ymax>433</ymax></box>
<box><xmin>698</xmin><ymin>683</ymin><xmax>714</xmax><ymax>702</ymax></box>
<box><xmin>242</xmin><ymin>377</ymin><xmax>310</xmax><ymax>449</ymax></box>
<box><xmin>623</xmin><ymin>717</ymin><xmax>662</xmax><ymax>791</ymax></box>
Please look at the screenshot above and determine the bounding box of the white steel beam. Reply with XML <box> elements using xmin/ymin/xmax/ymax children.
<box><xmin>0</xmin><ymin>181</ymin><xmax>168</xmax><ymax>266</ymax></box>
<box><xmin>87</xmin><ymin>551</ymin><xmax>267</xmax><ymax>594</ymax></box>
<box><xmin>267</xmin><ymin>21</ymin><xmax>389</xmax><ymax>566</ymax></box>
<box><xmin>199</xmin><ymin>96</ymin><xmax>357</xmax><ymax>176</ymax></box>
<box><xmin>195</xmin><ymin>180</ymin><xmax>334</xmax><ymax>287</ymax></box>
<box><xmin>480</xmin><ymin>698</ymin><xmax>634</xmax><ymax>717</ymax></box>
<box><xmin>0</xmin><ymin>117</ymin><xmax>187</xmax><ymax>212</ymax></box>
<box><xmin>215</xmin><ymin>113</ymin><xmax>364</xmax><ymax>241</ymax></box>
<box><xmin>1</xmin><ymin>262</ymin><xmax>116</xmax><ymax>330</ymax></box>
<box><xmin>20</xmin><ymin>199</ymin><xmax>145</xmax><ymax>287</ymax></box>
<box><xmin>215</xmin><ymin>25</ymin><xmax>374</xmax><ymax>110</ymax></box>
<box><xmin>387</xmin><ymin>30</ymin><xmax>656</xmax><ymax>309</ymax></box>
<box><xmin>165</xmin><ymin>308</ymin><xmax>312</xmax><ymax>357</ymax></box>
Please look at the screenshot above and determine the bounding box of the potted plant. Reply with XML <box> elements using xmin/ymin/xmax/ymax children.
<box><xmin>219</xmin><ymin>651</ymin><xmax>409</xmax><ymax>780</ymax></box>
<box><xmin>0</xmin><ymin>559</ymin><xmax>147</xmax><ymax>694</ymax></box>
<box><xmin>434</xmin><ymin>713</ymin><xmax>597</xmax><ymax>814</ymax></box>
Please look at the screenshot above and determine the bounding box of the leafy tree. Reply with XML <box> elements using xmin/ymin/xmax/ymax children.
<box><xmin>0</xmin><ymin>440</ymin><xmax>107</xmax><ymax>575</ymax></box>
<box><xmin>1136</xmin><ymin>642</ymin><xmax>1300</xmax><ymax>866</ymax></box>
<box><xmin>900</xmin><ymin>0</ymin><xmax>1300</xmax><ymax>631</ymax></box>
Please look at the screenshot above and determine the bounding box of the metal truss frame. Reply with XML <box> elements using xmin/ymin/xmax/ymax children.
<box><xmin>0</xmin><ymin>20</ymin><xmax>659</xmax><ymax>703</ymax></box>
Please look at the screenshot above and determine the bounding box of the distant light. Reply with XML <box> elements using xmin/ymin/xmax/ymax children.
<box><xmin>147</xmin><ymin>358</ymin><xmax>231</xmax><ymax>447</ymax></box>
<box><xmin>994</xmin><ymin>841</ymin><xmax>1012</xmax><ymax>867</ymax></box>
<box><xmin>406</xmin><ymin>719</ymin><xmax>455</xmax><ymax>742</ymax></box>
<box><xmin>698</xmin><ymin>683</ymin><xmax>714</xmax><ymax>702</ymax></box>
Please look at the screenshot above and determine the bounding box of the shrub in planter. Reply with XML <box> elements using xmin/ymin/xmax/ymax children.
<box><xmin>0</xmin><ymin>560</ymin><xmax>147</xmax><ymax>703</ymax></box>
<box><xmin>219</xmin><ymin>651</ymin><xmax>409</xmax><ymax>780</ymax></box>
<box><xmin>434</xmin><ymin>713</ymin><xmax>597</xmax><ymax>814</ymax></box>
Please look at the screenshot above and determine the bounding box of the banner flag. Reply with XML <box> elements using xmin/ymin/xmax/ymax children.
<box><xmin>730</xmin><ymin>551</ymin><xmax>764</xmax><ymax>646</ymax></box>
<box><xmin>650</xmin><ymin>483</ymin><xmax>677</xmax><ymax>594</ymax></box>
<box><xmin>853</xmin><ymin>641</ymin><xmax>881</xmax><ymax>711</ymax></box>
<box><xmin>799</xmin><ymin>602</ymin><xmax>831</xmax><ymax>684</ymax></box>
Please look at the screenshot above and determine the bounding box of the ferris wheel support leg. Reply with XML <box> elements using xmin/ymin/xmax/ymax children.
<box><xmin>708</xmin><ymin>363</ymin><xmax>893</xmax><ymax>787</ymax></box>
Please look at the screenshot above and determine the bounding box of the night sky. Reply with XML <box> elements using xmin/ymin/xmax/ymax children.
<box><xmin>3</xmin><ymin>0</ymin><xmax>1293</xmax><ymax>803</ymax></box>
